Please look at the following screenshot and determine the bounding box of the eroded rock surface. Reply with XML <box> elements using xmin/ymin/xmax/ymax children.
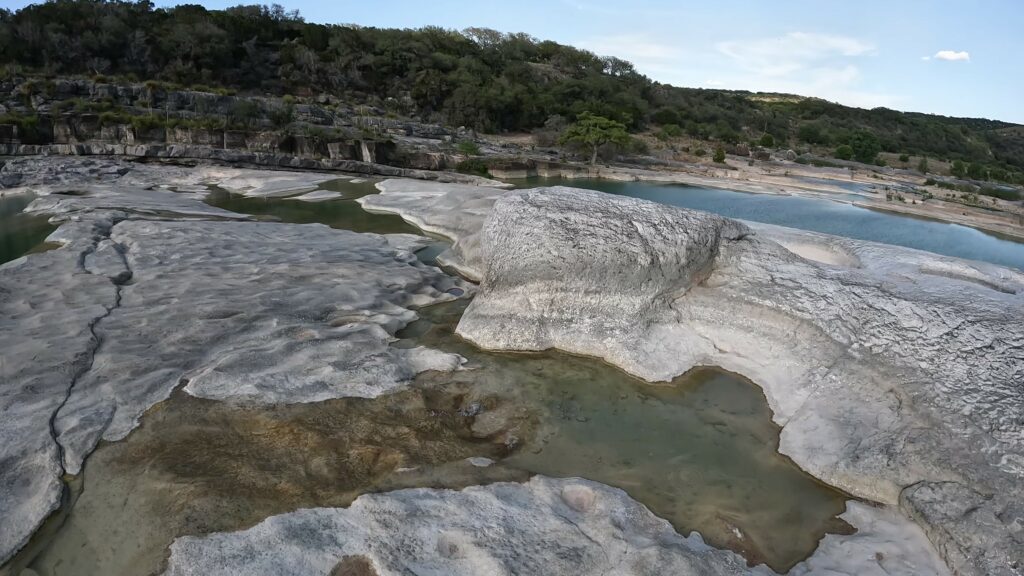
<box><xmin>358</xmin><ymin>179</ymin><xmax>508</xmax><ymax>280</ymax></box>
<box><xmin>163</xmin><ymin>477</ymin><xmax>773</xmax><ymax>576</ymax></box>
<box><xmin>162</xmin><ymin>476</ymin><xmax>949</xmax><ymax>576</ymax></box>
<box><xmin>363</xmin><ymin>180</ymin><xmax>1024</xmax><ymax>576</ymax></box>
<box><xmin>0</xmin><ymin>172</ymin><xmax>468</xmax><ymax>564</ymax></box>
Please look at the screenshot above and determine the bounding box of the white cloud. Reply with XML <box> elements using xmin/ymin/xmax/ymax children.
<box><xmin>710</xmin><ymin>32</ymin><xmax>899</xmax><ymax>109</ymax></box>
<box><xmin>573</xmin><ymin>34</ymin><xmax>691</xmax><ymax>81</ymax></box>
<box><xmin>934</xmin><ymin>50</ymin><xmax>970</xmax><ymax>62</ymax></box>
<box><xmin>716</xmin><ymin>32</ymin><xmax>875</xmax><ymax>77</ymax></box>
<box><xmin>921</xmin><ymin>56</ymin><xmax>931</xmax><ymax>61</ymax></box>
<box><xmin>575</xmin><ymin>31</ymin><xmax>902</xmax><ymax>110</ymax></box>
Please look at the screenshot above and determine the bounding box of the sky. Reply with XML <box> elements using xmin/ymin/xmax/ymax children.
<box><xmin>2</xmin><ymin>0</ymin><xmax>1021</xmax><ymax>123</ymax></box>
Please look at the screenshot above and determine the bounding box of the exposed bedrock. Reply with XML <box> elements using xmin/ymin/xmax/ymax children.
<box><xmin>162</xmin><ymin>476</ymin><xmax>950</xmax><ymax>576</ymax></box>
<box><xmin>0</xmin><ymin>179</ymin><xmax>469</xmax><ymax>564</ymax></box>
<box><xmin>364</xmin><ymin>180</ymin><xmax>1024</xmax><ymax>576</ymax></box>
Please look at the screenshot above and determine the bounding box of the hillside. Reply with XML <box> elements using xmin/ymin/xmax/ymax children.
<box><xmin>0</xmin><ymin>0</ymin><xmax>1022</xmax><ymax>183</ymax></box>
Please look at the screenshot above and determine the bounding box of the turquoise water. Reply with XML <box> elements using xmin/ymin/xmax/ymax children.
<box><xmin>511</xmin><ymin>177</ymin><xmax>1024</xmax><ymax>271</ymax></box>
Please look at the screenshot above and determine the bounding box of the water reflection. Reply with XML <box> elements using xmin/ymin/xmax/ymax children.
<box><xmin>510</xmin><ymin>177</ymin><xmax>1024</xmax><ymax>270</ymax></box>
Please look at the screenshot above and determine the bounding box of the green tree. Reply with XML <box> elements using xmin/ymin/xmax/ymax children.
<box><xmin>918</xmin><ymin>157</ymin><xmax>929</xmax><ymax>174</ymax></box>
<box><xmin>951</xmin><ymin>159</ymin><xmax>967</xmax><ymax>177</ymax></box>
<box><xmin>713</xmin><ymin>147</ymin><xmax>726</xmax><ymax>163</ymax></box>
<box><xmin>559</xmin><ymin>112</ymin><xmax>630</xmax><ymax>165</ymax></box>
<box><xmin>834</xmin><ymin>144</ymin><xmax>854</xmax><ymax>160</ymax></box>
<box><xmin>797</xmin><ymin>122</ymin><xmax>829</xmax><ymax>145</ymax></box>
<box><xmin>849</xmin><ymin>131</ymin><xmax>881</xmax><ymax>164</ymax></box>
<box><xmin>759</xmin><ymin>133</ymin><xmax>775</xmax><ymax>147</ymax></box>
<box><xmin>967</xmin><ymin>162</ymin><xmax>987</xmax><ymax>180</ymax></box>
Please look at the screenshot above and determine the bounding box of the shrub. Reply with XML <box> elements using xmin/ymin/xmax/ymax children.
<box><xmin>759</xmin><ymin>133</ymin><xmax>775</xmax><ymax>147</ymax></box>
<box><xmin>456</xmin><ymin>140</ymin><xmax>480</xmax><ymax>155</ymax></box>
<box><xmin>694</xmin><ymin>148</ymin><xmax>707</xmax><ymax>157</ymax></box>
<box><xmin>834</xmin><ymin>144</ymin><xmax>853</xmax><ymax>160</ymax></box>
<box><xmin>456</xmin><ymin>158</ymin><xmax>490</xmax><ymax>177</ymax></box>
<box><xmin>899</xmin><ymin>153</ymin><xmax>910</xmax><ymax>163</ymax></box>
<box><xmin>713</xmin><ymin>147</ymin><xmax>726</xmax><ymax>163</ymax></box>
<box><xmin>130</xmin><ymin>114</ymin><xmax>165</xmax><ymax>132</ymax></box>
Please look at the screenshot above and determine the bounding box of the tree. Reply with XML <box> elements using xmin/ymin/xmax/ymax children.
<box><xmin>967</xmin><ymin>161</ymin><xmax>987</xmax><ymax>180</ymax></box>
<box><xmin>759</xmin><ymin>133</ymin><xmax>775</xmax><ymax>147</ymax></box>
<box><xmin>798</xmin><ymin>122</ymin><xmax>829</xmax><ymax>145</ymax></box>
<box><xmin>918</xmin><ymin>157</ymin><xmax>929</xmax><ymax>174</ymax></box>
<box><xmin>849</xmin><ymin>131</ymin><xmax>881</xmax><ymax>164</ymax></box>
<box><xmin>559</xmin><ymin>112</ymin><xmax>629</xmax><ymax>165</ymax></box>
<box><xmin>834</xmin><ymin>144</ymin><xmax>853</xmax><ymax>160</ymax></box>
<box><xmin>713</xmin><ymin>147</ymin><xmax>726</xmax><ymax>163</ymax></box>
<box><xmin>951</xmin><ymin>159</ymin><xmax>966</xmax><ymax>177</ymax></box>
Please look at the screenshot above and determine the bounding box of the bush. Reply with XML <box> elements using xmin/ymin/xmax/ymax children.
<box><xmin>456</xmin><ymin>158</ymin><xmax>490</xmax><ymax>177</ymax></box>
<box><xmin>759</xmin><ymin>133</ymin><xmax>775</xmax><ymax>147</ymax></box>
<box><xmin>694</xmin><ymin>148</ymin><xmax>707</xmax><ymax>157</ymax></box>
<box><xmin>98</xmin><ymin>111</ymin><xmax>128</xmax><ymax>125</ymax></box>
<box><xmin>456</xmin><ymin>140</ymin><xmax>480</xmax><ymax>155</ymax></box>
<box><xmin>899</xmin><ymin>153</ymin><xmax>910</xmax><ymax>163</ymax></box>
<box><xmin>834</xmin><ymin>144</ymin><xmax>853</xmax><ymax>160</ymax></box>
<box><xmin>654</xmin><ymin>123</ymin><xmax>682</xmax><ymax>141</ymax></box>
<box><xmin>129</xmin><ymin>114</ymin><xmax>165</xmax><ymax>132</ymax></box>
<box><xmin>713</xmin><ymin>147</ymin><xmax>726</xmax><ymax>163</ymax></box>
<box><xmin>978</xmin><ymin>187</ymin><xmax>1021</xmax><ymax>201</ymax></box>
<box><xmin>651</xmin><ymin>107</ymin><xmax>681</xmax><ymax>126</ymax></box>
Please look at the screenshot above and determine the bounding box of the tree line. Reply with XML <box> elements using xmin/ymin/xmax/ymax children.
<box><xmin>1</xmin><ymin>0</ymin><xmax>1022</xmax><ymax>181</ymax></box>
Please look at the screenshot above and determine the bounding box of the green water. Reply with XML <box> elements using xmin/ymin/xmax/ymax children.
<box><xmin>0</xmin><ymin>194</ymin><xmax>57</xmax><ymax>265</ymax></box>
<box><xmin>399</xmin><ymin>300</ymin><xmax>852</xmax><ymax>571</ymax></box>
<box><xmin>204</xmin><ymin>178</ymin><xmax>422</xmax><ymax>235</ymax></box>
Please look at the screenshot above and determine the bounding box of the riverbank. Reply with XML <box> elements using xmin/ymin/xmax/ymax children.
<box><xmin>487</xmin><ymin>156</ymin><xmax>1024</xmax><ymax>242</ymax></box>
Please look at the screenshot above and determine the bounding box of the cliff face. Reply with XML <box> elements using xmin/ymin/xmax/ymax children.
<box><xmin>0</xmin><ymin>77</ymin><xmax>475</xmax><ymax>172</ymax></box>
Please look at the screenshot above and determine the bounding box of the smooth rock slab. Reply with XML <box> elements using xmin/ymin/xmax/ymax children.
<box><xmin>164</xmin><ymin>476</ymin><xmax>772</xmax><ymax>576</ymax></box>
<box><xmin>162</xmin><ymin>476</ymin><xmax>949</xmax><ymax>576</ymax></box>
<box><xmin>0</xmin><ymin>222</ymin><xmax>118</xmax><ymax>563</ymax></box>
<box><xmin>55</xmin><ymin>218</ymin><xmax>468</xmax><ymax>474</ymax></box>
<box><xmin>359</xmin><ymin>179</ymin><xmax>509</xmax><ymax>280</ymax></box>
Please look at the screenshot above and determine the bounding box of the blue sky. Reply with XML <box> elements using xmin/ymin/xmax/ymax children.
<box><xmin>3</xmin><ymin>0</ymin><xmax>1021</xmax><ymax>122</ymax></box>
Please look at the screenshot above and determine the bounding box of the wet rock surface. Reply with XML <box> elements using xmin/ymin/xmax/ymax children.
<box><xmin>0</xmin><ymin>162</ymin><xmax>1005</xmax><ymax>576</ymax></box>
<box><xmin>162</xmin><ymin>476</ymin><xmax>950</xmax><ymax>576</ymax></box>
<box><xmin>363</xmin><ymin>179</ymin><xmax>1024</xmax><ymax>576</ymax></box>
<box><xmin>0</xmin><ymin>166</ymin><xmax>469</xmax><ymax>565</ymax></box>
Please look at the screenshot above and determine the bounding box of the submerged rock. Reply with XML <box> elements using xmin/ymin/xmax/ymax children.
<box><xmin>362</xmin><ymin>179</ymin><xmax>1024</xmax><ymax>576</ymax></box>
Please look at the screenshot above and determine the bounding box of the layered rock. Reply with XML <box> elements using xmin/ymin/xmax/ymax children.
<box><xmin>162</xmin><ymin>476</ymin><xmax>949</xmax><ymax>576</ymax></box>
<box><xmin>362</xmin><ymin>180</ymin><xmax>1024</xmax><ymax>576</ymax></box>
<box><xmin>0</xmin><ymin>173</ymin><xmax>469</xmax><ymax>564</ymax></box>
<box><xmin>358</xmin><ymin>179</ymin><xmax>509</xmax><ymax>280</ymax></box>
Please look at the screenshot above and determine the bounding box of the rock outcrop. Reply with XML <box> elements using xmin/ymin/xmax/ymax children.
<box><xmin>0</xmin><ymin>170</ymin><xmax>469</xmax><ymax>564</ymax></box>
<box><xmin>362</xmin><ymin>180</ymin><xmax>1024</xmax><ymax>576</ymax></box>
<box><xmin>162</xmin><ymin>476</ymin><xmax>950</xmax><ymax>576</ymax></box>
